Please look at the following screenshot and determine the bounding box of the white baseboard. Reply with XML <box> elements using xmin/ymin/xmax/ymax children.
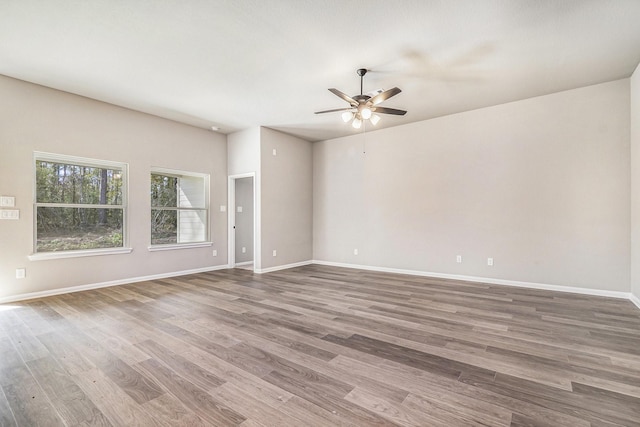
<box><xmin>0</xmin><ymin>264</ymin><xmax>230</xmax><ymax>305</ymax></box>
<box><xmin>254</xmin><ymin>260</ymin><xmax>313</xmax><ymax>274</ymax></box>
<box><xmin>311</xmin><ymin>260</ymin><xmax>632</xmax><ymax>300</ymax></box>
<box><xmin>630</xmin><ymin>293</ymin><xmax>640</xmax><ymax>310</ymax></box>
<box><xmin>233</xmin><ymin>261</ymin><xmax>254</xmax><ymax>267</ymax></box>
<box><xmin>3</xmin><ymin>259</ymin><xmax>638</xmax><ymax>312</ymax></box>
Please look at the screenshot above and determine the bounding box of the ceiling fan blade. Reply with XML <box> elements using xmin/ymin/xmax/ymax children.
<box><xmin>329</xmin><ymin>88</ymin><xmax>358</xmax><ymax>105</ymax></box>
<box><xmin>314</xmin><ymin>107</ymin><xmax>355</xmax><ymax>114</ymax></box>
<box><xmin>373</xmin><ymin>106</ymin><xmax>407</xmax><ymax>116</ymax></box>
<box><xmin>369</xmin><ymin>87</ymin><xmax>402</xmax><ymax>106</ymax></box>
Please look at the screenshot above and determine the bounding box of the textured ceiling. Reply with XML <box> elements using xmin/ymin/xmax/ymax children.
<box><xmin>1</xmin><ymin>0</ymin><xmax>640</xmax><ymax>141</ymax></box>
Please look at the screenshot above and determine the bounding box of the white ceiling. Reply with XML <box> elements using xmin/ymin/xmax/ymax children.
<box><xmin>1</xmin><ymin>1</ymin><xmax>640</xmax><ymax>142</ymax></box>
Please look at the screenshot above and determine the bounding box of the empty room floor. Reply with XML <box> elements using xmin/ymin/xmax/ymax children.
<box><xmin>0</xmin><ymin>264</ymin><xmax>639</xmax><ymax>426</ymax></box>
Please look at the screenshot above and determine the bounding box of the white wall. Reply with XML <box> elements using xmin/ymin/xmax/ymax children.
<box><xmin>631</xmin><ymin>64</ymin><xmax>640</xmax><ymax>301</ymax></box>
<box><xmin>260</xmin><ymin>128</ymin><xmax>313</xmax><ymax>269</ymax></box>
<box><xmin>314</xmin><ymin>79</ymin><xmax>631</xmax><ymax>292</ymax></box>
<box><xmin>0</xmin><ymin>75</ymin><xmax>227</xmax><ymax>302</ymax></box>
<box><xmin>228</xmin><ymin>127</ymin><xmax>260</xmax><ymax>176</ymax></box>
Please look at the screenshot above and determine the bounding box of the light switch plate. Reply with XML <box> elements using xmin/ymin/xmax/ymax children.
<box><xmin>0</xmin><ymin>196</ymin><xmax>15</xmax><ymax>207</ymax></box>
<box><xmin>0</xmin><ymin>210</ymin><xmax>19</xmax><ymax>220</ymax></box>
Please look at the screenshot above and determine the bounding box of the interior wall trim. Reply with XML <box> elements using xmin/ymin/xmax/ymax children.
<box><xmin>234</xmin><ymin>261</ymin><xmax>254</xmax><ymax>267</ymax></box>
<box><xmin>0</xmin><ymin>264</ymin><xmax>229</xmax><ymax>305</ymax></box>
<box><xmin>254</xmin><ymin>260</ymin><xmax>313</xmax><ymax>274</ymax></box>
<box><xmin>630</xmin><ymin>293</ymin><xmax>640</xmax><ymax>310</ymax></box>
<box><xmin>311</xmin><ymin>260</ymin><xmax>633</xmax><ymax>301</ymax></box>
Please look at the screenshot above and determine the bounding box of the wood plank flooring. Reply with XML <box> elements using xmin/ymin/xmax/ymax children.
<box><xmin>1</xmin><ymin>264</ymin><xmax>640</xmax><ymax>426</ymax></box>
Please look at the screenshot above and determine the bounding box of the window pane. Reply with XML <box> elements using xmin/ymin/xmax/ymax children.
<box><xmin>151</xmin><ymin>209</ymin><xmax>177</xmax><ymax>244</ymax></box>
<box><xmin>178</xmin><ymin>175</ymin><xmax>205</xmax><ymax>209</ymax></box>
<box><xmin>151</xmin><ymin>174</ymin><xmax>178</xmax><ymax>207</ymax></box>
<box><xmin>151</xmin><ymin>209</ymin><xmax>207</xmax><ymax>244</ymax></box>
<box><xmin>178</xmin><ymin>209</ymin><xmax>207</xmax><ymax>242</ymax></box>
<box><xmin>36</xmin><ymin>161</ymin><xmax>123</xmax><ymax>205</ymax></box>
<box><xmin>36</xmin><ymin>207</ymin><xmax>123</xmax><ymax>252</ymax></box>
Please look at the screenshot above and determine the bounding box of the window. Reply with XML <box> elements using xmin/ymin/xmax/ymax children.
<box><xmin>150</xmin><ymin>168</ymin><xmax>209</xmax><ymax>247</ymax></box>
<box><xmin>33</xmin><ymin>153</ymin><xmax>128</xmax><ymax>255</ymax></box>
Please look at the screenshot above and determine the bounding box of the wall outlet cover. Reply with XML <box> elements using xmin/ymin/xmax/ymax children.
<box><xmin>0</xmin><ymin>210</ymin><xmax>19</xmax><ymax>220</ymax></box>
<box><xmin>0</xmin><ymin>196</ymin><xmax>15</xmax><ymax>207</ymax></box>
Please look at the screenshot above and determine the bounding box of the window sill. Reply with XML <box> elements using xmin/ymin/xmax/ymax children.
<box><xmin>28</xmin><ymin>247</ymin><xmax>133</xmax><ymax>261</ymax></box>
<box><xmin>148</xmin><ymin>242</ymin><xmax>212</xmax><ymax>252</ymax></box>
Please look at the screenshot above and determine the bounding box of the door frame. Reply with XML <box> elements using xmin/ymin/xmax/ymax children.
<box><xmin>228</xmin><ymin>173</ymin><xmax>257</xmax><ymax>269</ymax></box>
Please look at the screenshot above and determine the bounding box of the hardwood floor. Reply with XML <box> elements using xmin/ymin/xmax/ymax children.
<box><xmin>1</xmin><ymin>264</ymin><xmax>640</xmax><ymax>426</ymax></box>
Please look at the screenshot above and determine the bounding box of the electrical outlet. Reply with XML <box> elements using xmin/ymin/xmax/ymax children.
<box><xmin>16</xmin><ymin>268</ymin><xmax>25</xmax><ymax>279</ymax></box>
<box><xmin>220</xmin><ymin>205</ymin><xmax>226</xmax><ymax>212</ymax></box>
<box><xmin>242</xmin><ymin>247</ymin><xmax>246</xmax><ymax>253</ymax></box>
<box><xmin>0</xmin><ymin>210</ymin><xmax>19</xmax><ymax>220</ymax></box>
<box><xmin>212</xmin><ymin>249</ymin><xmax>217</xmax><ymax>257</ymax></box>
<box><xmin>487</xmin><ymin>258</ymin><xmax>494</xmax><ymax>266</ymax></box>
<box><xmin>273</xmin><ymin>148</ymin><xmax>277</xmax><ymax>156</ymax></box>
<box><xmin>354</xmin><ymin>248</ymin><xmax>358</xmax><ymax>255</ymax></box>
<box><xmin>0</xmin><ymin>196</ymin><xmax>15</xmax><ymax>207</ymax></box>
<box><xmin>237</xmin><ymin>206</ymin><xmax>243</xmax><ymax>213</ymax></box>
<box><xmin>273</xmin><ymin>249</ymin><xmax>277</xmax><ymax>257</ymax></box>
<box><xmin>456</xmin><ymin>255</ymin><xmax>462</xmax><ymax>263</ymax></box>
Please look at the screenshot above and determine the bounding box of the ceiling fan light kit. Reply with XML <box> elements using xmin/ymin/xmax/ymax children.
<box><xmin>316</xmin><ymin>68</ymin><xmax>407</xmax><ymax>128</ymax></box>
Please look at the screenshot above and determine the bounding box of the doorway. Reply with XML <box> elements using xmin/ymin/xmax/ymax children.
<box><xmin>228</xmin><ymin>174</ymin><xmax>256</xmax><ymax>270</ymax></box>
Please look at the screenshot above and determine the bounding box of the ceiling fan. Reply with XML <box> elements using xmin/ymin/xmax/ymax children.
<box><xmin>315</xmin><ymin>68</ymin><xmax>407</xmax><ymax>128</ymax></box>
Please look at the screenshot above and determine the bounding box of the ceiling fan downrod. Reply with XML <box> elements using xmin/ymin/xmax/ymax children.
<box><xmin>357</xmin><ymin>68</ymin><xmax>367</xmax><ymax>96</ymax></box>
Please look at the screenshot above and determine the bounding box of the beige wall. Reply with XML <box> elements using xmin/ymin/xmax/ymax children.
<box><xmin>2</xmin><ymin>73</ymin><xmax>635</xmax><ymax>301</ymax></box>
<box><xmin>0</xmin><ymin>75</ymin><xmax>227</xmax><ymax>301</ymax></box>
<box><xmin>260</xmin><ymin>128</ymin><xmax>313</xmax><ymax>269</ymax></box>
<box><xmin>314</xmin><ymin>79</ymin><xmax>631</xmax><ymax>292</ymax></box>
<box><xmin>227</xmin><ymin>126</ymin><xmax>313</xmax><ymax>271</ymax></box>
<box><xmin>631</xmin><ymin>65</ymin><xmax>640</xmax><ymax>300</ymax></box>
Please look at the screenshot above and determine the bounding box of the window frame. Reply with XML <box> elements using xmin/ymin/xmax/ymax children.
<box><xmin>29</xmin><ymin>152</ymin><xmax>131</xmax><ymax>261</ymax></box>
<box><xmin>149</xmin><ymin>167</ymin><xmax>211</xmax><ymax>251</ymax></box>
